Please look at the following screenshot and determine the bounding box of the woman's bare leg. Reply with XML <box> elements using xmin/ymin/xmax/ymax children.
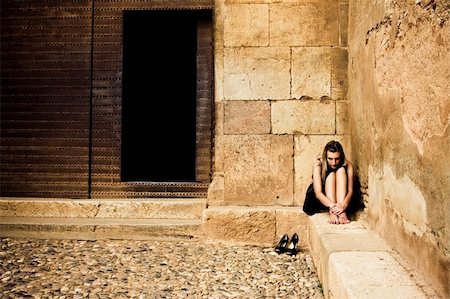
<box><xmin>336</xmin><ymin>167</ymin><xmax>350</xmax><ymax>224</ymax></box>
<box><xmin>325</xmin><ymin>172</ymin><xmax>339</xmax><ymax>224</ymax></box>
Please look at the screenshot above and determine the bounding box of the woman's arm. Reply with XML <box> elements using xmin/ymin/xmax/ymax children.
<box><xmin>312</xmin><ymin>158</ymin><xmax>335</xmax><ymax>208</ymax></box>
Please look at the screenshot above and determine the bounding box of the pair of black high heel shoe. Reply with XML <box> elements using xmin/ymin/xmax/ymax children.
<box><xmin>275</xmin><ymin>233</ymin><xmax>299</xmax><ymax>255</ymax></box>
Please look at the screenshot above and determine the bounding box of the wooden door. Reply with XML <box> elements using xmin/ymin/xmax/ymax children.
<box><xmin>0</xmin><ymin>0</ymin><xmax>214</xmax><ymax>199</ymax></box>
<box><xmin>91</xmin><ymin>2</ymin><xmax>214</xmax><ymax>198</ymax></box>
<box><xmin>1</xmin><ymin>0</ymin><xmax>92</xmax><ymax>198</ymax></box>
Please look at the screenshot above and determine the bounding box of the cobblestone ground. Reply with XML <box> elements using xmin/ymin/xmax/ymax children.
<box><xmin>0</xmin><ymin>238</ymin><xmax>324</xmax><ymax>299</ymax></box>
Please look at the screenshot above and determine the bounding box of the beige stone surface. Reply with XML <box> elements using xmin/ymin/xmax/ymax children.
<box><xmin>0</xmin><ymin>217</ymin><xmax>203</xmax><ymax>241</ymax></box>
<box><xmin>348</xmin><ymin>1</ymin><xmax>449</xmax><ymax>296</ymax></box>
<box><xmin>338</xmin><ymin>2</ymin><xmax>349</xmax><ymax>47</ymax></box>
<box><xmin>225</xmin><ymin>0</ymin><xmax>339</xmax><ymax>3</ymax></box>
<box><xmin>328</xmin><ymin>252</ymin><xmax>428</xmax><ymax>299</ymax></box>
<box><xmin>223</xmin><ymin>100</ymin><xmax>271</xmax><ymax>134</ymax></box>
<box><xmin>308</xmin><ymin>213</ymin><xmax>378</xmax><ymax>288</ymax></box>
<box><xmin>275</xmin><ymin>208</ymin><xmax>309</xmax><ymax>251</ymax></box>
<box><xmin>202</xmin><ymin>207</ymin><xmax>276</xmax><ymax>246</ymax></box>
<box><xmin>222</xmin><ymin>134</ymin><xmax>293</xmax><ymax>205</ymax></box>
<box><xmin>270</xmin><ymin>3</ymin><xmax>339</xmax><ymax>46</ymax></box>
<box><xmin>223</xmin><ymin>4</ymin><xmax>269</xmax><ymax>47</ymax></box>
<box><xmin>202</xmin><ymin>206</ymin><xmax>309</xmax><ymax>248</ymax></box>
<box><xmin>207</xmin><ymin>172</ymin><xmax>225</xmax><ymax>205</ymax></box>
<box><xmin>332</xmin><ymin>48</ymin><xmax>348</xmax><ymax>100</ymax></box>
<box><xmin>368</xmin><ymin>165</ymin><xmax>427</xmax><ymax>237</ymax></box>
<box><xmin>223</xmin><ymin>47</ymin><xmax>290</xmax><ymax>100</ymax></box>
<box><xmin>336</xmin><ymin>101</ymin><xmax>349</xmax><ymax>134</ymax></box>
<box><xmin>0</xmin><ymin>198</ymin><xmax>206</xmax><ymax>220</ymax></box>
<box><xmin>213</xmin><ymin>102</ymin><xmax>225</xmax><ymax>172</ymax></box>
<box><xmin>272</xmin><ymin>99</ymin><xmax>335</xmax><ymax>135</ymax></box>
<box><xmin>305</xmin><ymin>213</ymin><xmax>432</xmax><ymax>299</ymax></box>
<box><xmin>214</xmin><ymin>0</ymin><xmax>225</xmax><ymax>101</ymax></box>
<box><xmin>292</xmin><ymin>47</ymin><xmax>331</xmax><ymax>99</ymax></box>
<box><xmin>294</xmin><ymin>135</ymin><xmax>351</xmax><ymax>206</ymax></box>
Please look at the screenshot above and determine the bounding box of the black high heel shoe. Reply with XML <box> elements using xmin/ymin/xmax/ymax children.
<box><xmin>275</xmin><ymin>233</ymin><xmax>289</xmax><ymax>254</ymax></box>
<box><xmin>285</xmin><ymin>233</ymin><xmax>299</xmax><ymax>256</ymax></box>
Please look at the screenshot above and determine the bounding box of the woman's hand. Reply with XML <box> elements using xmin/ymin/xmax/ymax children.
<box><xmin>330</xmin><ymin>202</ymin><xmax>347</xmax><ymax>215</ymax></box>
<box><xmin>314</xmin><ymin>157</ymin><xmax>322</xmax><ymax>168</ymax></box>
<box><xmin>314</xmin><ymin>156</ymin><xmax>322</xmax><ymax>166</ymax></box>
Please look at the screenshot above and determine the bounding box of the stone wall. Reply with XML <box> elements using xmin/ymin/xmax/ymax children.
<box><xmin>347</xmin><ymin>0</ymin><xmax>449</xmax><ymax>297</ymax></box>
<box><xmin>204</xmin><ymin>0</ymin><xmax>350</xmax><ymax>246</ymax></box>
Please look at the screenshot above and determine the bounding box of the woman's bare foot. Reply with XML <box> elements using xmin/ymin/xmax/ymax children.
<box><xmin>338</xmin><ymin>212</ymin><xmax>350</xmax><ymax>224</ymax></box>
<box><xmin>328</xmin><ymin>212</ymin><xmax>340</xmax><ymax>224</ymax></box>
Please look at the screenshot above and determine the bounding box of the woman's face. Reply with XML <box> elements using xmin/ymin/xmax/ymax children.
<box><xmin>326</xmin><ymin>151</ymin><xmax>341</xmax><ymax>169</ymax></box>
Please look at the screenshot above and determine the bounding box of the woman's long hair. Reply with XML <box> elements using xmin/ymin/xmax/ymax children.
<box><xmin>321</xmin><ymin>140</ymin><xmax>346</xmax><ymax>182</ymax></box>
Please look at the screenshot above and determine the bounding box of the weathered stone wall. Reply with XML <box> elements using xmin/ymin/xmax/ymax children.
<box><xmin>347</xmin><ymin>0</ymin><xmax>449</xmax><ymax>297</ymax></box>
<box><xmin>205</xmin><ymin>0</ymin><xmax>350</xmax><ymax>245</ymax></box>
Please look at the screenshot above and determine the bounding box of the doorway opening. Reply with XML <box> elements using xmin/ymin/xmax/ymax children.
<box><xmin>121</xmin><ymin>10</ymin><xmax>212</xmax><ymax>182</ymax></box>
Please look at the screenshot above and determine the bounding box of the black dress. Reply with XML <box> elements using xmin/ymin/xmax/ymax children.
<box><xmin>302</xmin><ymin>164</ymin><xmax>363</xmax><ymax>216</ymax></box>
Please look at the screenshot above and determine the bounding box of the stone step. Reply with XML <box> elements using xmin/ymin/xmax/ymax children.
<box><xmin>0</xmin><ymin>217</ymin><xmax>203</xmax><ymax>241</ymax></box>
<box><xmin>0</xmin><ymin>197</ymin><xmax>207</xmax><ymax>220</ymax></box>
<box><xmin>308</xmin><ymin>213</ymin><xmax>431</xmax><ymax>299</ymax></box>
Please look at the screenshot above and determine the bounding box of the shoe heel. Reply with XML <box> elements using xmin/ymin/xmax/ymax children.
<box><xmin>286</xmin><ymin>233</ymin><xmax>299</xmax><ymax>255</ymax></box>
<box><xmin>275</xmin><ymin>233</ymin><xmax>289</xmax><ymax>254</ymax></box>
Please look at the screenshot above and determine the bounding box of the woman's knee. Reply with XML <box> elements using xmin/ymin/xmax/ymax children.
<box><xmin>336</xmin><ymin>167</ymin><xmax>347</xmax><ymax>176</ymax></box>
<box><xmin>325</xmin><ymin>172</ymin><xmax>336</xmax><ymax>185</ymax></box>
<box><xmin>335</xmin><ymin>167</ymin><xmax>348</xmax><ymax>186</ymax></box>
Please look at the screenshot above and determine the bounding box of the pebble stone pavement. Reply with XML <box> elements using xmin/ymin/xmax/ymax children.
<box><xmin>0</xmin><ymin>238</ymin><xmax>324</xmax><ymax>299</ymax></box>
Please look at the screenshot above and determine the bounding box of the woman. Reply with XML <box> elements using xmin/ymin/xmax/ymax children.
<box><xmin>303</xmin><ymin>140</ymin><xmax>354</xmax><ymax>224</ymax></box>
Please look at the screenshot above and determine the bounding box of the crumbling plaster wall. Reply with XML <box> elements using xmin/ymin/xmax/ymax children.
<box><xmin>348</xmin><ymin>0</ymin><xmax>449</xmax><ymax>297</ymax></box>
<box><xmin>204</xmin><ymin>0</ymin><xmax>350</xmax><ymax>246</ymax></box>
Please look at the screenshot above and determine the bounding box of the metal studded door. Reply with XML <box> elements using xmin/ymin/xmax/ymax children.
<box><xmin>1</xmin><ymin>0</ymin><xmax>93</xmax><ymax>198</ymax></box>
<box><xmin>91</xmin><ymin>1</ymin><xmax>214</xmax><ymax>198</ymax></box>
<box><xmin>195</xmin><ymin>17</ymin><xmax>214</xmax><ymax>184</ymax></box>
<box><xmin>0</xmin><ymin>0</ymin><xmax>214</xmax><ymax>199</ymax></box>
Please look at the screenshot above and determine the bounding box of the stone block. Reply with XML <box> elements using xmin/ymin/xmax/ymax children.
<box><xmin>225</xmin><ymin>0</ymin><xmax>339</xmax><ymax>3</ymax></box>
<box><xmin>0</xmin><ymin>218</ymin><xmax>203</xmax><ymax>241</ymax></box>
<box><xmin>275</xmin><ymin>208</ymin><xmax>309</xmax><ymax>251</ymax></box>
<box><xmin>0</xmin><ymin>198</ymin><xmax>206</xmax><ymax>220</ymax></box>
<box><xmin>270</xmin><ymin>3</ymin><xmax>339</xmax><ymax>46</ymax></box>
<box><xmin>224</xmin><ymin>4</ymin><xmax>269</xmax><ymax>47</ymax></box>
<box><xmin>222</xmin><ymin>134</ymin><xmax>294</xmax><ymax>205</ymax></box>
<box><xmin>308</xmin><ymin>213</ymin><xmax>391</xmax><ymax>298</ymax></box>
<box><xmin>332</xmin><ymin>47</ymin><xmax>348</xmax><ymax>100</ymax></box>
<box><xmin>292</xmin><ymin>47</ymin><xmax>332</xmax><ymax>99</ymax></box>
<box><xmin>214</xmin><ymin>135</ymin><xmax>225</xmax><ymax>173</ymax></box>
<box><xmin>224</xmin><ymin>100</ymin><xmax>271</xmax><ymax>134</ymax></box>
<box><xmin>213</xmin><ymin>102</ymin><xmax>225</xmax><ymax>172</ymax></box>
<box><xmin>202</xmin><ymin>206</ymin><xmax>276</xmax><ymax>246</ymax></box>
<box><xmin>339</xmin><ymin>3</ymin><xmax>349</xmax><ymax>46</ymax></box>
<box><xmin>308</xmin><ymin>213</ymin><xmax>364</xmax><ymax>285</ymax></box>
<box><xmin>336</xmin><ymin>101</ymin><xmax>349</xmax><ymax>134</ymax></box>
<box><xmin>207</xmin><ymin>172</ymin><xmax>225</xmax><ymax>205</ymax></box>
<box><xmin>272</xmin><ymin>99</ymin><xmax>335</xmax><ymax>135</ymax></box>
<box><xmin>294</xmin><ymin>135</ymin><xmax>351</xmax><ymax>205</ymax></box>
<box><xmin>328</xmin><ymin>252</ymin><xmax>428</xmax><ymax>299</ymax></box>
<box><xmin>215</xmin><ymin>101</ymin><xmax>224</xmax><ymax>136</ymax></box>
<box><xmin>223</xmin><ymin>47</ymin><xmax>290</xmax><ymax>100</ymax></box>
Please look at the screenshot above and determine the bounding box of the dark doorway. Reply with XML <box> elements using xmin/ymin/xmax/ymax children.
<box><xmin>122</xmin><ymin>10</ymin><xmax>209</xmax><ymax>182</ymax></box>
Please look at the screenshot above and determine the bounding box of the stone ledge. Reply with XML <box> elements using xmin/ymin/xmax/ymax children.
<box><xmin>308</xmin><ymin>213</ymin><xmax>428</xmax><ymax>299</ymax></box>
<box><xmin>202</xmin><ymin>206</ymin><xmax>308</xmax><ymax>249</ymax></box>
<box><xmin>0</xmin><ymin>197</ymin><xmax>206</xmax><ymax>220</ymax></box>
<box><xmin>0</xmin><ymin>217</ymin><xmax>202</xmax><ymax>241</ymax></box>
